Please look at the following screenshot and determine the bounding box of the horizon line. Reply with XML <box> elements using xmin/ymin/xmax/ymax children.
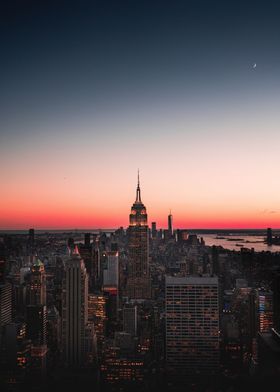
<box><xmin>0</xmin><ymin>227</ymin><xmax>278</xmax><ymax>232</ymax></box>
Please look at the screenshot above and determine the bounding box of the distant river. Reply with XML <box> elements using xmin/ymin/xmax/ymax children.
<box><xmin>202</xmin><ymin>234</ymin><xmax>280</xmax><ymax>253</ymax></box>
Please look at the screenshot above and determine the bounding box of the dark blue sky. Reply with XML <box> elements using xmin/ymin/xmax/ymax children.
<box><xmin>1</xmin><ymin>0</ymin><xmax>280</xmax><ymax>135</ymax></box>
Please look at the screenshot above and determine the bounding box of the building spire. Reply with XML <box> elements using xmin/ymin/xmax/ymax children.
<box><xmin>136</xmin><ymin>169</ymin><xmax>142</xmax><ymax>203</ymax></box>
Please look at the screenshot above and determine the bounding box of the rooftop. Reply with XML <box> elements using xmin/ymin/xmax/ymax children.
<box><xmin>165</xmin><ymin>275</ymin><xmax>219</xmax><ymax>286</ymax></box>
<box><xmin>33</xmin><ymin>258</ymin><xmax>44</xmax><ymax>267</ymax></box>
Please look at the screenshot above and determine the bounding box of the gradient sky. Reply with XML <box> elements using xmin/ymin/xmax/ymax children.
<box><xmin>1</xmin><ymin>0</ymin><xmax>280</xmax><ymax>229</ymax></box>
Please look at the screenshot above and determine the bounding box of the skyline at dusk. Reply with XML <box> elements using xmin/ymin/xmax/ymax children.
<box><xmin>3</xmin><ymin>3</ymin><xmax>280</xmax><ymax>391</ymax></box>
<box><xmin>1</xmin><ymin>1</ymin><xmax>280</xmax><ymax>229</ymax></box>
<box><xmin>2</xmin><ymin>170</ymin><xmax>280</xmax><ymax>230</ymax></box>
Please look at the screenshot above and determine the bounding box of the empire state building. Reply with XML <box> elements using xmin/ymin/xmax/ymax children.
<box><xmin>126</xmin><ymin>173</ymin><xmax>151</xmax><ymax>299</ymax></box>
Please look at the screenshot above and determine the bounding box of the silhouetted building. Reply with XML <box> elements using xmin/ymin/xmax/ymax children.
<box><xmin>79</xmin><ymin>238</ymin><xmax>100</xmax><ymax>292</ymax></box>
<box><xmin>267</xmin><ymin>227</ymin><xmax>273</xmax><ymax>245</ymax></box>
<box><xmin>28</xmin><ymin>228</ymin><xmax>35</xmax><ymax>255</ymax></box>
<box><xmin>26</xmin><ymin>305</ymin><xmax>47</xmax><ymax>346</ymax></box>
<box><xmin>62</xmin><ymin>248</ymin><xmax>88</xmax><ymax>366</ymax></box>
<box><xmin>163</xmin><ymin>229</ymin><xmax>171</xmax><ymax>241</ymax></box>
<box><xmin>168</xmin><ymin>211</ymin><xmax>173</xmax><ymax>236</ymax></box>
<box><xmin>266</xmin><ymin>227</ymin><xmax>280</xmax><ymax>245</ymax></box>
<box><xmin>104</xmin><ymin>287</ymin><xmax>118</xmax><ymax>335</ymax></box>
<box><xmin>151</xmin><ymin>222</ymin><xmax>157</xmax><ymax>239</ymax></box>
<box><xmin>67</xmin><ymin>237</ymin><xmax>75</xmax><ymax>251</ymax></box>
<box><xmin>258</xmin><ymin>328</ymin><xmax>280</xmax><ymax>376</ymax></box>
<box><xmin>84</xmin><ymin>233</ymin><xmax>91</xmax><ymax>247</ymax></box>
<box><xmin>123</xmin><ymin>304</ymin><xmax>137</xmax><ymax>336</ymax></box>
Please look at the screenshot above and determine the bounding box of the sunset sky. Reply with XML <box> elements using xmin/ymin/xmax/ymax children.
<box><xmin>1</xmin><ymin>0</ymin><xmax>280</xmax><ymax>229</ymax></box>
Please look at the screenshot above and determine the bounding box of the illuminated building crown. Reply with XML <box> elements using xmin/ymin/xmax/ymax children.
<box><xmin>129</xmin><ymin>171</ymin><xmax>147</xmax><ymax>226</ymax></box>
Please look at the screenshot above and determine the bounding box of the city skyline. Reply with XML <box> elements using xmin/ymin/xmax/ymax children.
<box><xmin>2</xmin><ymin>2</ymin><xmax>280</xmax><ymax>390</ymax></box>
<box><xmin>1</xmin><ymin>1</ymin><xmax>280</xmax><ymax>229</ymax></box>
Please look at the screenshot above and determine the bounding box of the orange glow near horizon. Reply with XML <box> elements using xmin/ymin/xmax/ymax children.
<box><xmin>2</xmin><ymin>182</ymin><xmax>280</xmax><ymax>230</ymax></box>
<box><xmin>1</xmin><ymin>99</ymin><xmax>280</xmax><ymax>231</ymax></box>
<box><xmin>1</xmin><ymin>201</ymin><xmax>280</xmax><ymax>230</ymax></box>
<box><xmin>1</xmin><ymin>167</ymin><xmax>280</xmax><ymax>230</ymax></box>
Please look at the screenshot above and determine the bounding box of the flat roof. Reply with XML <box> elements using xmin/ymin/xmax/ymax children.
<box><xmin>165</xmin><ymin>275</ymin><xmax>218</xmax><ymax>286</ymax></box>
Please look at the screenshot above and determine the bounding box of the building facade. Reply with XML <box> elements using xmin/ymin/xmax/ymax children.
<box><xmin>126</xmin><ymin>174</ymin><xmax>150</xmax><ymax>299</ymax></box>
<box><xmin>103</xmin><ymin>251</ymin><xmax>119</xmax><ymax>289</ymax></box>
<box><xmin>165</xmin><ymin>276</ymin><xmax>219</xmax><ymax>375</ymax></box>
<box><xmin>62</xmin><ymin>250</ymin><xmax>89</xmax><ymax>366</ymax></box>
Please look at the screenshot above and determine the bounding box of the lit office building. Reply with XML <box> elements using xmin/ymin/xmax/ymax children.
<box><xmin>165</xmin><ymin>276</ymin><xmax>219</xmax><ymax>375</ymax></box>
<box><xmin>101</xmin><ymin>344</ymin><xmax>144</xmax><ymax>387</ymax></box>
<box><xmin>1</xmin><ymin>322</ymin><xmax>31</xmax><ymax>372</ymax></box>
<box><xmin>126</xmin><ymin>173</ymin><xmax>150</xmax><ymax>299</ymax></box>
<box><xmin>257</xmin><ymin>289</ymin><xmax>273</xmax><ymax>333</ymax></box>
<box><xmin>88</xmin><ymin>294</ymin><xmax>106</xmax><ymax>356</ymax></box>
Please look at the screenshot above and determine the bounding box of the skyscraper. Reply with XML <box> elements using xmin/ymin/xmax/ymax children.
<box><xmin>126</xmin><ymin>173</ymin><xmax>150</xmax><ymax>299</ymax></box>
<box><xmin>165</xmin><ymin>276</ymin><xmax>219</xmax><ymax>375</ymax></box>
<box><xmin>267</xmin><ymin>228</ymin><xmax>273</xmax><ymax>245</ymax></box>
<box><xmin>103</xmin><ymin>251</ymin><xmax>119</xmax><ymax>289</ymax></box>
<box><xmin>79</xmin><ymin>235</ymin><xmax>99</xmax><ymax>292</ymax></box>
<box><xmin>123</xmin><ymin>304</ymin><xmax>137</xmax><ymax>336</ymax></box>
<box><xmin>168</xmin><ymin>211</ymin><xmax>173</xmax><ymax>236</ymax></box>
<box><xmin>257</xmin><ymin>289</ymin><xmax>273</xmax><ymax>333</ymax></box>
<box><xmin>26</xmin><ymin>305</ymin><xmax>47</xmax><ymax>346</ymax></box>
<box><xmin>151</xmin><ymin>222</ymin><xmax>157</xmax><ymax>239</ymax></box>
<box><xmin>25</xmin><ymin>259</ymin><xmax>48</xmax><ymax>378</ymax></box>
<box><xmin>28</xmin><ymin>228</ymin><xmax>35</xmax><ymax>255</ymax></box>
<box><xmin>27</xmin><ymin>259</ymin><xmax>46</xmax><ymax>306</ymax></box>
<box><xmin>84</xmin><ymin>233</ymin><xmax>91</xmax><ymax>247</ymax></box>
<box><xmin>62</xmin><ymin>248</ymin><xmax>89</xmax><ymax>366</ymax></box>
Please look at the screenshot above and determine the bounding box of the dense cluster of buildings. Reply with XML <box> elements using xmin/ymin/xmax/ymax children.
<box><xmin>1</xmin><ymin>177</ymin><xmax>280</xmax><ymax>391</ymax></box>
